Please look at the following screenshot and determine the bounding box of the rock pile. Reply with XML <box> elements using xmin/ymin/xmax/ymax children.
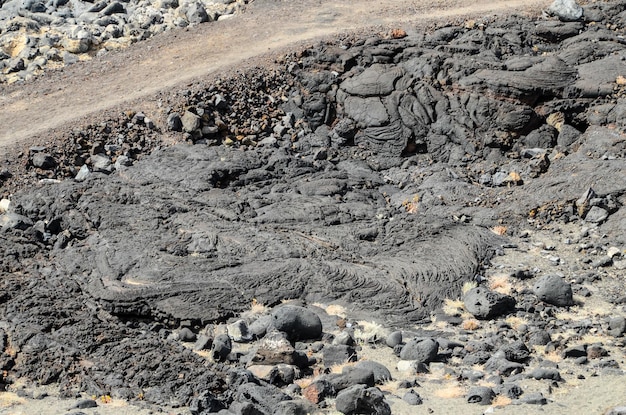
<box><xmin>1</xmin><ymin>0</ymin><xmax>626</xmax><ymax>413</ymax></box>
<box><xmin>0</xmin><ymin>0</ymin><xmax>249</xmax><ymax>83</ymax></box>
<box><xmin>0</xmin><ymin>110</ymin><xmax>163</xmax><ymax>197</ymax></box>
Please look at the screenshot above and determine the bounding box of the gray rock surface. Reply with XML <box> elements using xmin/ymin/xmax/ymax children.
<box><xmin>466</xmin><ymin>386</ymin><xmax>495</xmax><ymax>405</ymax></box>
<box><xmin>463</xmin><ymin>287</ymin><xmax>516</xmax><ymax>319</ymax></box>
<box><xmin>399</xmin><ymin>338</ymin><xmax>439</xmax><ymax>363</ymax></box>
<box><xmin>31</xmin><ymin>153</ymin><xmax>56</xmax><ymax>169</ymax></box>
<box><xmin>335</xmin><ymin>385</ymin><xmax>391</xmax><ymax>415</ymax></box>
<box><xmin>533</xmin><ymin>274</ymin><xmax>574</xmax><ymax>306</ymax></box>
<box><xmin>271</xmin><ymin>306</ymin><xmax>323</xmax><ymax>342</ymax></box>
<box><xmin>402</xmin><ymin>389</ymin><xmax>423</xmax><ymax>405</ymax></box>
<box><xmin>1</xmin><ymin>5</ymin><xmax>626</xmax><ymax>413</ymax></box>
<box><xmin>547</xmin><ymin>0</ymin><xmax>584</xmax><ymax>22</ymax></box>
<box><xmin>0</xmin><ymin>0</ymin><xmax>246</xmax><ymax>83</ymax></box>
<box><xmin>353</xmin><ymin>361</ymin><xmax>392</xmax><ymax>384</ymax></box>
<box><xmin>585</xmin><ymin>206</ymin><xmax>609</xmax><ymax>224</ymax></box>
<box><xmin>322</xmin><ymin>344</ymin><xmax>357</xmax><ymax>367</ymax></box>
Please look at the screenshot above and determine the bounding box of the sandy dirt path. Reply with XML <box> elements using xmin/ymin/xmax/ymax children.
<box><xmin>0</xmin><ymin>0</ymin><xmax>549</xmax><ymax>149</ymax></box>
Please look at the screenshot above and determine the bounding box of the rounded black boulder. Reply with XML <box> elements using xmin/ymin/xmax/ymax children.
<box><xmin>399</xmin><ymin>338</ymin><xmax>439</xmax><ymax>363</ymax></box>
<box><xmin>533</xmin><ymin>274</ymin><xmax>574</xmax><ymax>306</ymax></box>
<box><xmin>335</xmin><ymin>385</ymin><xmax>391</xmax><ymax>415</ymax></box>
<box><xmin>463</xmin><ymin>287</ymin><xmax>516</xmax><ymax>319</ymax></box>
<box><xmin>271</xmin><ymin>305</ymin><xmax>323</xmax><ymax>342</ymax></box>
<box><xmin>211</xmin><ymin>334</ymin><xmax>232</xmax><ymax>362</ymax></box>
<box><xmin>354</xmin><ymin>361</ymin><xmax>392</xmax><ymax>384</ymax></box>
<box><xmin>467</xmin><ymin>386</ymin><xmax>495</xmax><ymax>405</ymax></box>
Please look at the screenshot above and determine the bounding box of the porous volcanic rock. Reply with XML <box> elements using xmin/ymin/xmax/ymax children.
<box><xmin>1</xmin><ymin>1</ymin><xmax>626</xmax><ymax>412</ymax></box>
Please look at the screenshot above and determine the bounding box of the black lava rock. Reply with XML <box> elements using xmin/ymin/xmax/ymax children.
<box><xmin>189</xmin><ymin>390</ymin><xmax>223</xmax><ymax>415</ymax></box>
<box><xmin>354</xmin><ymin>361</ymin><xmax>392</xmax><ymax>385</ymax></box>
<box><xmin>271</xmin><ymin>306</ymin><xmax>323</xmax><ymax>342</ymax></box>
<box><xmin>329</xmin><ymin>367</ymin><xmax>375</xmax><ymax>392</ymax></box>
<box><xmin>466</xmin><ymin>386</ymin><xmax>495</xmax><ymax>405</ymax></box>
<box><xmin>399</xmin><ymin>338</ymin><xmax>439</xmax><ymax>363</ymax></box>
<box><xmin>31</xmin><ymin>153</ymin><xmax>56</xmax><ymax>169</ymax></box>
<box><xmin>335</xmin><ymin>385</ymin><xmax>391</xmax><ymax>415</ymax></box>
<box><xmin>322</xmin><ymin>344</ymin><xmax>357</xmax><ymax>367</ymax></box>
<box><xmin>533</xmin><ymin>274</ymin><xmax>574</xmax><ymax>306</ymax></box>
<box><xmin>211</xmin><ymin>334</ymin><xmax>232</xmax><ymax>362</ymax></box>
<box><xmin>463</xmin><ymin>287</ymin><xmax>516</xmax><ymax>319</ymax></box>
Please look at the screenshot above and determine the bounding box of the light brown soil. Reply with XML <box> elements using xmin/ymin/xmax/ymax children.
<box><xmin>0</xmin><ymin>0</ymin><xmax>549</xmax><ymax>152</ymax></box>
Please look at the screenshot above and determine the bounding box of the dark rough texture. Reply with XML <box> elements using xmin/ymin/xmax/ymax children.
<box><xmin>322</xmin><ymin>344</ymin><xmax>357</xmax><ymax>367</ymax></box>
<box><xmin>498</xmin><ymin>383</ymin><xmax>524</xmax><ymax>399</ymax></box>
<box><xmin>399</xmin><ymin>338</ymin><xmax>439</xmax><ymax>363</ymax></box>
<box><xmin>235</xmin><ymin>382</ymin><xmax>291</xmax><ymax>415</ymax></box>
<box><xmin>328</xmin><ymin>367</ymin><xmax>375</xmax><ymax>392</ymax></box>
<box><xmin>463</xmin><ymin>287</ymin><xmax>516</xmax><ymax>319</ymax></box>
<box><xmin>500</xmin><ymin>341</ymin><xmax>531</xmax><ymax>363</ymax></box>
<box><xmin>528</xmin><ymin>367</ymin><xmax>562</xmax><ymax>381</ymax></box>
<box><xmin>302</xmin><ymin>379</ymin><xmax>335</xmax><ymax>404</ymax></box>
<box><xmin>533</xmin><ymin>275</ymin><xmax>574</xmax><ymax>306</ymax></box>
<box><xmin>1</xmin><ymin>4</ymin><xmax>626</xmax><ymax>410</ymax></box>
<box><xmin>467</xmin><ymin>386</ymin><xmax>495</xmax><ymax>405</ymax></box>
<box><xmin>8</xmin><ymin>142</ymin><xmax>499</xmax><ymax>327</ymax></box>
<box><xmin>334</xmin><ymin>385</ymin><xmax>391</xmax><ymax>415</ymax></box>
<box><xmin>353</xmin><ymin>361</ymin><xmax>392</xmax><ymax>384</ymax></box>
<box><xmin>271</xmin><ymin>306</ymin><xmax>323</xmax><ymax>342</ymax></box>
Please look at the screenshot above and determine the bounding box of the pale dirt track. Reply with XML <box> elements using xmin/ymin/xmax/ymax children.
<box><xmin>0</xmin><ymin>0</ymin><xmax>550</xmax><ymax>150</ymax></box>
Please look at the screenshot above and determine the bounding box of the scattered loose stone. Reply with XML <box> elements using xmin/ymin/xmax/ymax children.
<box><xmin>585</xmin><ymin>206</ymin><xmax>610</xmax><ymax>224</ymax></box>
<box><xmin>608</xmin><ymin>316</ymin><xmax>626</xmax><ymax>337</ymax></box>
<box><xmin>178</xmin><ymin>327</ymin><xmax>196</xmax><ymax>342</ymax></box>
<box><xmin>193</xmin><ymin>335</ymin><xmax>213</xmax><ymax>351</ymax></box>
<box><xmin>466</xmin><ymin>386</ymin><xmax>495</xmax><ymax>405</ymax></box>
<box><xmin>528</xmin><ymin>367</ymin><xmax>562</xmax><ymax>381</ymax></box>
<box><xmin>354</xmin><ymin>361</ymin><xmax>392</xmax><ymax>384</ymax></box>
<box><xmin>271</xmin><ymin>306</ymin><xmax>323</xmax><ymax>342</ymax></box>
<box><xmin>563</xmin><ymin>344</ymin><xmax>587</xmax><ymax>358</ymax></box>
<box><xmin>385</xmin><ymin>331</ymin><xmax>402</xmax><ymax>348</ymax></box>
<box><xmin>533</xmin><ymin>274</ymin><xmax>574</xmax><ymax>306</ymax></box>
<box><xmin>0</xmin><ymin>199</ymin><xmax>10</xmax><ymax>213</ymax></box>
<box><xmin>520</xmin><ymin>392</ymin><xmax>548</xmax><ymax>405</ymax></box>
<box><xmin>322</xmin><ymin>344</ymin><xmax>357</xmax><ymax>367</ymax></box>
<box><xmin>68</xmin><ymin>399</ymin><xmax>97</xmax><ymax>410</ymax></box>
<box><xmin>248</xmin><ymin>331</ymin><xmax>303</xmax><ymax>367</ymax></box>
<box><xmin>303</xmin><ymin>378</ymin><xmax>335</xmax><ymax>404</ymax></box>
<box><xmin>167</xmin><ymin>113</ymin><xmax>183</xmax><ymax>131</ymax></box>
<box><xmin>463</xmin><ymin>287</ymin><xmax>516</xmax><ymax>319</ymax></box>
<box><xmin>2</xmin><ymin>2</ymin><xmax>626</xmax><ymax>414</ymax></box>
<box><xmin>402</xmin><ymin>389</ymin><xmax>423</xmax><ymax>405</ymax></box>
<box><xmin>546</xmin><ymin>0</ymin><xmax>584</xmax><ymax>22</ymax></box>
<box><xmin>0</xmin><ymin>0</ymin><xmax>248</xmax><ymax>84</ymax></box>
<box><xmin>181</xmin><ymin>110</ymin><xmax>202</xmax><ymax>133</ymax></box>
<box><xmin>211</xmin><ymin>334</ymin><xmax>232</xmax><ymax>362</ymax></box>
<box><xmin>0</xmin><ymin>212</ymin><xmax>34</xmax><ymax>230</ymax></box>
<box><xmin>399</xmin><ymin>338</ymin><xmax>439</xmax><ymax>363</ymax></box>
<box><xmin>31</xmin><ymin>153</ymin><xmax>56</xmax><ymax>169</ymax></box>
<box><xmin>498</xmin><ymin>383</ymin><xmax>523</xmax><ymax>399</ymax></box>
<box><xmin>227</xmin><ymin>319</ymin><xmax>252</xmax><ymax>342</ymax></box>
<box><xmin>329</xmin><ymin>366</ymin><xmax>375</xmax><ymax>392</ymax></box>
<box><xmin>335</xmin><ymin>385</ymin><xmax>391</xmax><ymax>415</ymax></box>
